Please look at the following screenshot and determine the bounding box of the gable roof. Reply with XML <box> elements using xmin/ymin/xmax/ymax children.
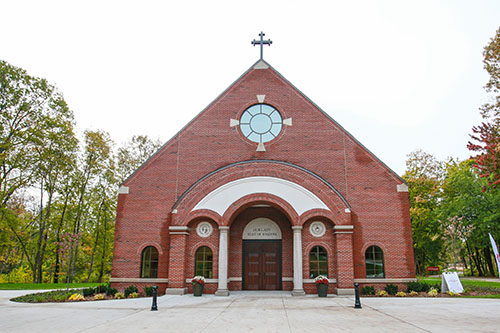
<box><xmin>122</xmin><ymin>59</ymin><xmax>406</xmax><ymax>186</ymax></box>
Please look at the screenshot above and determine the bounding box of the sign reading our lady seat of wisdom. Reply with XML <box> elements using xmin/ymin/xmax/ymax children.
<box><xmin>243</xmin><ymin>218</ymin><xmax>282</xmax><ymax>240</ymax></box>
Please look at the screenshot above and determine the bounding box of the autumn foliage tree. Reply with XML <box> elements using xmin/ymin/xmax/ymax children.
<box><xmin>468</xmin><ymin>27</ymin><xmax>500</xmax><ymax>189</ymax></box>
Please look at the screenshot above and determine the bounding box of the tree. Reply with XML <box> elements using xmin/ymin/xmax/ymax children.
<box><xmin>403</xmin><ymin>150</ymin><xmax>444</xmax><ymax>275</ymax></box>
<box><xmin>468</xmin><ymin>27</ymin><xmax>500</xmax><ymax>189</ymax></box>
<box><xmin>439</xmin><ymin>159</ymin><xmax>500</xmax><ymax>276</ymax></box>
<box><xmin>116</xmin><ymin>135</ymin><xmax>162</xmax><ymax>183</ymax></box>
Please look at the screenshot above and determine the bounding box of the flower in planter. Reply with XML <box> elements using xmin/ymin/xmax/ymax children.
<box><xmin>94</xmin><ymin>293</ymin><xmax>105</xmax><ymax>300</ymax></box>
<box><xmin>409</xmin><ymin>291</ymin><xmax>419</xmax><ymax>297</ymax></box>
<box><xmin>192</xmin><ymin>276</ymin><xmax>206</xmax><ymax>285</ymax></box>
<box><xmin>313</xmin><ymin>275</ymin><xmax>329</xmax><ymax>284</ymax></box>
<box><xmin>396</xmin><ymin>291</ymin><xmax>406</xmax><ymax>297</ymax></box>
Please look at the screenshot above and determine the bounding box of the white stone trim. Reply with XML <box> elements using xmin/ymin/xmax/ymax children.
<box><xmin>256</xmin><ymin>142</ymin><xmax>266</xmax><ymax>152</ymax></box>
<box><xmin>169</xmin><ymin>226</ymin><xmax>189</xmax><ymax>231</ymax></box>
<box><xmin>230</xmin><ymin>118</ymin><xmax>240</xmax><ymax>127</ymax></box>
<box><xmin>304</xmin><ymin>278</ymin><xmax>336</xmax><ymax>284</ymax></box>
<box><xmin>334</xmin><ymin>225</ymin><xmax>354</xmax><ymax>230</ymax></box>
<box><xmin>309</xmin><ymin>221</ymin><xmax>326</xmax><ymax>237</ymax></box>
<box><xmin>354</xmin><ymin>278</ymin><xmax>417</xmax><ymax>283</ymax></box>
<box><xmin>397</xmin><ymin>183</ymin><xmax>409</xmax><ymax>192</ymax></box>
<box><xmin>196</xmin><ymin>222</ymin><xmax>213</xmax><ymax>237</ymax></box>
<box><xmin>229</xmin><ymin>277</ymin><xmax>242</xmax><ymax>282</ymax></box>
<box><xmin>283</xmin><ymin>118</ymin><xmax>292</xmax><ymax>126</ymax></box>
<box><xmin>344</xmin><ymin>208</ymin><xmax>351</xmax><ymax>213</ymax></box>
<box><xmin>110</xmin><ymin>277</ymin><xmax>168</xmax><ymax>283</ymax></box>
<box><xmin>253</xmin><ymin>60</ymin><xmax>269</xmax><ymax>69</ymax></box>
<box><xmin>192</xmin><ymin>176</ymin><xmax>330</xmax><ymax>216</ymax></box>
<box><xmin>118</xmin><ymin>186</ymin><xmax>129</xmax><ymax>194</ymax></box>
<box><xmin>257</xmin><ymin>94</ymin><xmax>266</xmax><ymax>103</ymax></box>
<box><xmin>186</xmin><ymin>278</ymin><xmax>218</xmax><ymax>283</ymax></box>
<box><xmin>282</xmin><ymin>277</ymin><xmax>293</xmax><ymax>282</ymax></box>
<box><xmin>166</xmin><ymin>288</ymin><xmax>187</xmax><ymax>295</ymax></box>
<box><xmin>336</xmin><ymin>288</ymin><xmax>355</xmax><ymax>295</ymax></box>
<box><xmin>169</xmin><ymin>232</ymin><xmax>190</xmax><ymax>235</ymax></box>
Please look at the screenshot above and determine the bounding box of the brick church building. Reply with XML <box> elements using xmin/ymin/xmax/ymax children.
<box><xmin>110</xmin><ymin>35</ymin><xmax>416</xmax><ymax>296</ymax></box>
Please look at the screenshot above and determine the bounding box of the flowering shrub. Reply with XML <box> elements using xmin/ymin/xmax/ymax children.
<box><xmin>396</xmin><ymin>291</ymin><xmax>406</xmax><ymax>297</ymax></box>
<box><xmin>94</xmin><ymin>293</ymin><xmax>105</xmax><ymax>300</ymax></box>
<box><xmin>129</xmin><ymin>292</ymin><xmax>139</xmax><ymax>298</ymax></box>
<box><xmin>446</xmin><ymin>291</ymin><xmax>460</xmax><ymax>296</ymax></box>
<box><xmin>428</xmin><ymin>288</ymin><xmax>438</xmax><ymax>297</ymax></box>
<box><xmin>192</xmin><ymin>276</ymin><xmax>206</xmax><ymax>285</ymax></box>
<box><xmin>377</xmin><ymin>290</ymin><xmax>388</xmax><ymax>297</ymax></box>
<box><xmin>68</xmin><ymin>293</ymin><xmax>85</xmax><ymax>301</ymax></box>
<box><xmin>409</xmin><ymin>291</ymin><xmax>419</xmax><ymax>297</ymax></box>
<box><xmin>124</xmin><ymin>285</ymin><xmax>138</xmax><ymax>298</ymax></box>
<box><xmin>115</xmin><ymin>292</ymin><xmax>125</xmax><ymax>299</ymax></box>
<box><xmin>314</xmin><ymin>275</ymin><xmax>329</xmax><ymax>284</ymax></box>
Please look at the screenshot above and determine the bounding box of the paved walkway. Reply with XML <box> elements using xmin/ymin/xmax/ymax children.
<box><xmin>1</xmin><ymin>290</ymin><xmax>499</xmax><ymax>332</ymax></box>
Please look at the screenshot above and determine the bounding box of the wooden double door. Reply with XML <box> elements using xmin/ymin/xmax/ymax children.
<box><xmin>243</xmin><ymin>240</ymin><xmax>282</xmax><ymax>290</ymax></box>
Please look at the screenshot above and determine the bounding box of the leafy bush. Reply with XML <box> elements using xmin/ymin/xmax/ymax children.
<box><xmin>12</xmin><ymin>289</ymin><xmax>75</xmax><ymax>303</ymax></box>
<box><xmin>384</xmin><ymin>284</ymin><xmax>398</xmax><ymax>295</ymax></box>
<box><xmin>68</xmin><ymin>293</ymin><xmax>85</xmax><ymax>301</ymax></box>
<box><xmin>129</xmin><ymin>292</ymin><xmax>139</xmax><ymax>298</ymax></box>
<box><xmin>361</xmin><ymin>286</ymin><xmax>375</xmax><ymax>295</ymax></box>
<box><xmin>144</xmin><ymin>286</ymin><xmax>154</xmax><ymax>297</ymax></box>
<box><xmin>96</xmin><ymin>284</ymin><xmax>108</xmax><ymax>293</ymax></box>
<box><xmin>407</xmin><ymin>281</ymin><xmax>432</xmax><ymax>293</ymax></box>
<box><xmin>106</xmin><ymin>287</ymin><xmax>118</xmax><ymax>296</ymax></box>
<box><xmin>396</xmin><ymin>291</ymin><xmax>406</xmax><ymax>297</ymax></box>
<box><xmin>428</xmin><ymin>288</ymin><xmax>438</xmax><ymax>297</ymax></box>
<box><xmin>115</xmin><ymin>292</ymin><xmax>125</xmax><ymax>299</ymax></box>
<box><xmin>124</xmin><ymin>285</ymin><xmax>138</xmax><ymax>298</ymax></box>
<box><xmin>94</xmin><ymin>293</ymin><xmax>105</xmax><ymax>300</ymax></box>
<box><xmin>377</xmin><ymin>290</ymin><xmax>388</xmax><ymax>297</ymax></box>
<box><xmin>408</xmin><ymin>291</ymin><xmax>419</xmax><ymax>297</ymax></box>
<box><xmin>82</xmin><ymin>287</ymin><xmax>96</xmax><ymax>297</ymax></box>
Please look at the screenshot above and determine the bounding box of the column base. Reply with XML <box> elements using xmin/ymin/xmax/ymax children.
<box><xmin>336</xmin><ymin>288</ymin><xmax>355</xmax><ymax>295</ymax></box>
<box><xmin>215</xmin><ymin>289</ymin><xmax>230</xmax><ymax>296</ymax></box>
<box><xmin>291</xmin><ymin>289</ymin><xmax>306</xmax><ymax>296</ymax></box>
<box><xmin>166</xmin><ymin>287</ymin><xmax>188</xmax><ymax>295</ymax></box>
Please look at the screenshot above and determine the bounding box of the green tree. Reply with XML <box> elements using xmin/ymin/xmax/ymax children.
<box><xmin>403</xmin><ymin>150</ymin><xmax>444</xmax><ymax>275</ymax></box>
<box><xmin>439</xmin><ymin>159</ymin><xmax>500</xmax><ymax>276</ymax></box>
<box><xmin>116</xmin><ymin>135</ymin><xmax>162</xmax><ymax>183</ymax></box>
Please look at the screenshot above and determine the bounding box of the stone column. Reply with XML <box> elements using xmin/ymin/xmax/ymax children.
<box><xmin>292</xmin><ymin>226</ymin><xmax>305</xmax><ymax>296</ymax></box>
<box><xmin>166</xmin><ymin>226</ymin><xmax>189</xmax><ymax>295</ymax></box>
<box><xmin>334</xmin><ymin>225</ymin><xmax>355</xmax><ymax>295</ymax></box>
<box><xmin>215</xmin><ymin>226</ymin><xmax>230</xmax><ymax>296</ymax></box>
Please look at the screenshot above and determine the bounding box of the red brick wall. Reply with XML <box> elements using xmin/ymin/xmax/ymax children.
<box><xmin>111</xmin><ymin>61</ymin><xmax>415</xmax><ymax>293</ymax></box>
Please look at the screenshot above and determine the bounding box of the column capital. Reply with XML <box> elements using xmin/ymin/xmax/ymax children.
<box><xmin>219</xmin><ymin>226</ymin><xmax>230</xmax><ymax>232</ymax></box>
<box><xmin>292</xmin><ymin>225</ymin><xmax>303</xmax><ymax>232</ymax></box>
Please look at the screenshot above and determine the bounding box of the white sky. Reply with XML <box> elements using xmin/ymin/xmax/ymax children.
<box><xmin>2</xmin><ymin>0</ymin><xmax>499</xmax><ymax>175</ymax></box>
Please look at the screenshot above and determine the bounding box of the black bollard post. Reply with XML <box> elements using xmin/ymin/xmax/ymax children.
<box><xmin>151</xmin><ymin>285</ymin><xmax>158</xmax><ymax>311</ymax></box>
<box><xmin>354</xmin><ymin>283</ymin><xmax>362</xmax><ymax>309</ymax></box>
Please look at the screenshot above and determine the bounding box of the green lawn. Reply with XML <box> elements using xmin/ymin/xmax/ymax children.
<box><xmin>419</xmin><ymin>277</ymin><xmax>500</xmax><ymax>289</ymax></box>
<box><xmin>0</xmin><ymin>282</ymin><xmax>101</xmax><ymax>290</ymax></box>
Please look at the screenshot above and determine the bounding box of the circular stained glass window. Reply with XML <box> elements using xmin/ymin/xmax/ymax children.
<box><xmin>239</xmin><ymin>104</ymin><xmax>283</xmax><ymax>143</ymax></box>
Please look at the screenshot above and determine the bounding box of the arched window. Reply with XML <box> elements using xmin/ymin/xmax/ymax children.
<box><xmin>365</xmin><ymin>245</ymin><xmax>384</xmax><ymax>278</ymax></box>
<box><xmin>309</xmin><ymin>246</ymin><xmax>328</xmax><ymax>278</ymax></box>
<box><xmin>140</xmin><ymin>246</ymin><xmax>158</xmax><ymax>278</ymax></box>
<box><xmin>195</xmin><ymin>246</ymin><xmax>213</xmax><ymax>278</ymax></box>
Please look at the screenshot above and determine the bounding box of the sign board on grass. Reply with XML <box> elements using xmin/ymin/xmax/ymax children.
<box><xmin>441</xmin><ymin>272</ymin><xmax>464</xmax><ymax>293</ymax></box>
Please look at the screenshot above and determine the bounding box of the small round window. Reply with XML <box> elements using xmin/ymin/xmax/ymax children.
<box><xmin>239</xmin><ymin>104</ymin><xmax>283</xmax><ymax>143</ymax></box>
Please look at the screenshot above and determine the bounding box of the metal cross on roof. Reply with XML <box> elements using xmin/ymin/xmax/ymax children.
<box><xmin>251</xmin><ymin>32</ymin><xmax>272</xmax><ymax>60</ymax></box>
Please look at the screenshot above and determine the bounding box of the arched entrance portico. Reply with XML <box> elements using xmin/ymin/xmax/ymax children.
<box><xmin>166</xmin><ymin>161</ymin><xmax>355</xmax><ymax>296</ymax></box>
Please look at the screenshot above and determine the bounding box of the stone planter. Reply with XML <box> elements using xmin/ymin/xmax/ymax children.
<box><xmin>193</xmin><ymin>283</ymin><xmax>204</xmax><ymax>296</ymax></box>
<box><xmin>316</xmin><ymin>283</ymin><xmax>328</xmax><ymax>297</ymax></box>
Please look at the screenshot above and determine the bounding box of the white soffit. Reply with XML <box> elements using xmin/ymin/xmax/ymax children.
<box><xmin>192</xmin><ymin>176</ymin><xmax>330</xmax><ymax>216</ymax></box>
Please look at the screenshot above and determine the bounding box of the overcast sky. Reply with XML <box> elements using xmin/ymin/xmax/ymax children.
<box><xmin>2</xmin><ymin>0</ymin><xmax>500</xmax><ymax>175</ymax></box>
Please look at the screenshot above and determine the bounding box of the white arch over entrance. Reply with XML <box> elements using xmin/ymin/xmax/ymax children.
<box><xmin>192</xmin><ymin>176</ymin><xmax>330</xmax><ymax>216</ymax></box>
